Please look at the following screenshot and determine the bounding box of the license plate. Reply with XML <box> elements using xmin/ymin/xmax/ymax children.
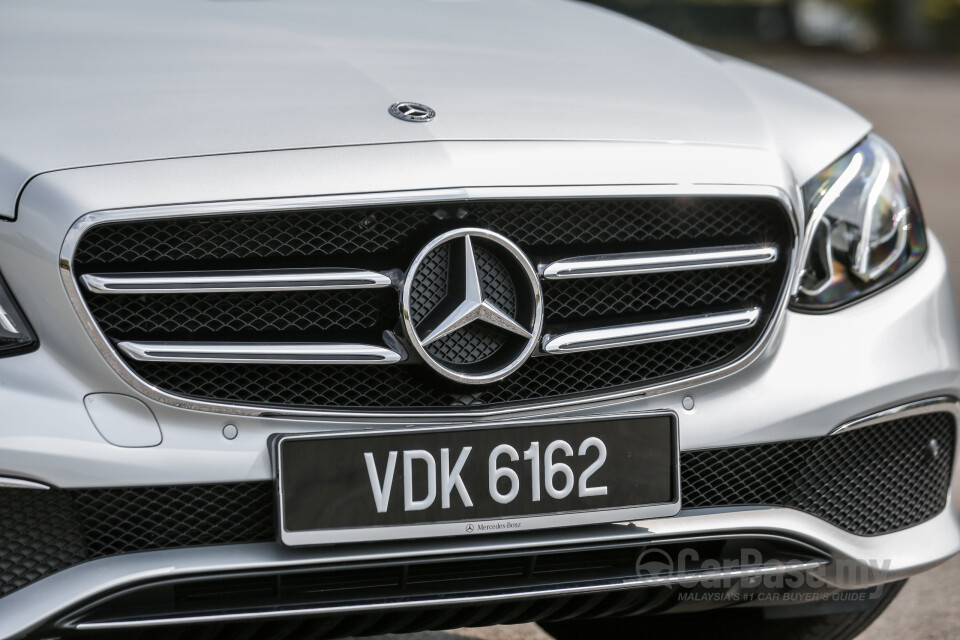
<box><xmin>275</xmin><ymin>412</ymin><xmax>679</xmax><ymax>545</ymax></box>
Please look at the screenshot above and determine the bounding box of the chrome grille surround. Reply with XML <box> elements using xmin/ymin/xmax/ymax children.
<box><xmin>60</xmin><ymin>185</ymin><xmax>799</xmax><ymax>419</ymax></box>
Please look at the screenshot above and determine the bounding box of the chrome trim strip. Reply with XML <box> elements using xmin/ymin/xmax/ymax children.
<box><xmin>829</xmin><ymin>396</ymin><xmax>960</xmax><ymax>436</ymax></box>
<box><xmin>116</xmin><ymin>342</ymin><xmax>404</xmax><ymax>365</ymax></box>
<box><xmin>0</xmin><ymin>477</ymin><xmax>50</xmax><ymax>490</ymax></box>
<box><xmin>59</xmin><ymin>184</ymin><xmax>799</xmax><ymax>420</ymax></box>
<box><xmin>71</xmin><ymin>559</ymin><xmax>827</xmax><ymax>630</ymax></box>
<box><xmin>81</xmin><ymin>268</ymin><xmax>392</xmax><ymax>294</ymax></box>
<box><xmin>542</xmin><ymin>308</ymin><xmax>760</xmax><ymax>355</ymax></box>
<box><xmin>541</xmin><ymin>244</ymin><xmax>778</xmax><ymax>280</ymax></box>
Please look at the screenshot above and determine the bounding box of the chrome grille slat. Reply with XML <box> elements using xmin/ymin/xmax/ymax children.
<box><xmin>541</xmin><ymin>308</ymin><xmax>761</xmax><ymax>354</ymax></box>
<box><xmin>540</xmin><ymin>244</ymin><xmax>778</xmax><ymax>280</ymax></box>
<box><xmin>81</xmin><ymin>268</ymin><xmax>392</xmax><ymax>294</ymax></box>
<box><xmin>116</xmin><ymin>341</ymin><xmax>405</xmax><ymax>365</ymax></box>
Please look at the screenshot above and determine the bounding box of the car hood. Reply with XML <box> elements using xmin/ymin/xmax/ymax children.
<box><xmin>0</xmin><ymin>0</ymin><xmax>869</xmax><ymax>218</ymax></box>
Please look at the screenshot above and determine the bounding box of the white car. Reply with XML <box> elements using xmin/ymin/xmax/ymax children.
<box><xmin>0</xmin><ymin>1</ymin><xmax>955</xmax><ymax>639</ymax></box>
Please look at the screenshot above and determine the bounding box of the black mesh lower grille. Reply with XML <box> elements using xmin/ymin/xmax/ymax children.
<box><xmin>61</xmin><ymin>537</ymin><xmax>822</xmax><ymax>638</ymax></box>
<box><xmin>0</xmin><ymin>483</ymin><xmax>273</xmax><ymax>598</ymax></box>
<box><xmin>5</xmin><ymin>412</ymin><xmax>946</xmax><ymax>599</ymax></box>
<box><xmin>682</xmin><ymin>411</ymin><xmax>956</xmax><ymax>536</ymax></box>
<box><xmin>62</xmin><ymin>590</ymin><xmax>656</xmax><ymax>640</ymax></box>
<box><xmin>0</xmin><ymin>490</ymin><xmax>87</xmax><ymax>598</ymax></box>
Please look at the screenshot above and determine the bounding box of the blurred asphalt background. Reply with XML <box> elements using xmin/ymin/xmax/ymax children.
<box><xmin>351</xmin><ymin>52</ymin><xmax>960</xmax><ymax>640</ymax></box>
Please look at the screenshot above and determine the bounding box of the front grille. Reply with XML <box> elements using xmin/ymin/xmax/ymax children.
<box><xmin>1</xmin><ymin>411</ymin><xmax>951</xmax><ymax>599</ymax></box>
<box><xmin>71</xmin><ymin>196</ymin><xmax>793</xmax><ymax>412</ymax></box>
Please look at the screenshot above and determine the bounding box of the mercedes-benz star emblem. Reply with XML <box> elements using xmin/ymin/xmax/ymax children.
<box><xmin>389</xmin><ymin>101</ymin><xmax>436</xmax><ymax>122</ymax></box>
<box><xmin>402</xmin><ymin>228</ymin><xmax>543</xmax><ymax>385</ymax></box>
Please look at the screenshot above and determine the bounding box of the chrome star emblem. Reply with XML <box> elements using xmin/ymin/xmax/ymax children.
<box><xmin>389</xmin><ymin>101</ymin><xmax>436</xmax><ymax>122</ymax></box>
<box><xmin>420</xmin><ymin>235</ymin><xmax>533</xmax><ymax>347</ymax></box>
<box><xmin>402</xmin><ymin>228</ymin><xmax>543</xmax><ymax>385</ymax></box>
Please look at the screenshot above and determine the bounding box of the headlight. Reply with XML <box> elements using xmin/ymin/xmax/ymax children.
<box><xmin>791</xmin><ymin>134</ymin><xmax>926</xmax><ymax>311</ymax></box>
<box><xmin>0</xmin><ymin>273</ymin><xmax>37</xmax><ymax>356</ymax></box>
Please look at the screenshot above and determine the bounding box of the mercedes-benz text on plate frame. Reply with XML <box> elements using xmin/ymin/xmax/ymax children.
<box><xmin>276</xmin><ymin>413</ymin><xmax>679</xmax><ymax>545</ymax></box>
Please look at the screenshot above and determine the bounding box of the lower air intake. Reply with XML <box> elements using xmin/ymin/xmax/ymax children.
<box><xmin>0</xmin><ymin>411</ymin><xmax>952</xmax><ymax>598</ymax></box>
<box><xmin>682</xmin><ymin>411</ymin><xmax>956</xmax><ymax>536</ymax></box>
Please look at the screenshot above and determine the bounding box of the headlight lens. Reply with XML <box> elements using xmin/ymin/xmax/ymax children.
<box><xmin>791</xmin><ymin>134</ymin><xmax>926</xmax><ymax>311</ymax></box>
<box><xmin>0</xmin><ymin>274</ymin><xmax>37</xmax><ymax>356</ymax></box>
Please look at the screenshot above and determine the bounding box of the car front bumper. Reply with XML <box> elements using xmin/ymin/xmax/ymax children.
<box><xmin>0</xmin><ymin>142</ymin><xmax>958</xmax><ymax>638</ymax></box>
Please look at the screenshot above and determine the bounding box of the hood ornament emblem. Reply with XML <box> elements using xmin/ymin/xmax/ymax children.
<box><xmin>389</xmin><ymin>101</ymin><xmax>436</xmax><ymax>122</ymax></box>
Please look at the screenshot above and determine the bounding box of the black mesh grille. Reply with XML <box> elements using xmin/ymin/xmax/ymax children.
<box><xmin>469</xmin><ymin>198</ymin><xmax>785</xmax><ymax>249</ymax></box>
<box><xmin>85</xmin><ymin>290</ymin><xmax>395</xmax><ymax>340</ymax></box>
<box><xmin>475</xmin><ymin>244</ymin><xmax>517</xmax><ymax>316</ymax></box>
<box><xmin>0</xmin><ymin>490</ymin><xmax>86</xmax><ymax>598</ymax></box>
<box><xmin>75</xmin><ymin>198</ymin><xmax>785</xmax><ymax>268</ymax></box>
<box><xmin>0</xmin><ymin>483</ymin><xmax>273</xmax><ymax>597</ymax></box>
<box><xmin>408</xmin><ymin>243</ymin><xmax>449</xmax><ymax>326</ymax></box>
<box><xmin>72</xmin><ymin>197</ymin><xmax>793</xmax><ymax>411</ymax></box>
<box><xmin>0</xmin><ymin>412</ymin><xmax>953</xmax><ymax>598</ymax></box>
<box><xmin>76</xmin><ymin>484</ymin><xmax>275</xmax><ymax>556</ymax></box>
<box><xmin>543</xmin><ymin>266</ymin><xmax>774</xmax><ymax>322</ymax></box>
<box><xmin>682</xmin><ymin>412</ymin><xmax>956</xmax><ymax>536</ymax></box>
<box><xmin>73</xmin><ymin>205</ymin><xmax>441</xmax><ymax>267</ymax></box>
<box><xmin>427</xmin><ymin>324</ymin><xmax>506</xmax><ymax>365</ymax></box>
